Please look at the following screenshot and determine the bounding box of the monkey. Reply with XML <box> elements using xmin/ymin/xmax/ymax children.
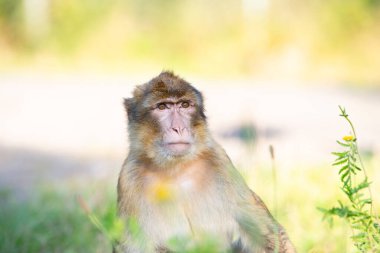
<box><xmin>116</xmin><ymin>71</ymin><xmax>296</xmax><ymax>253</ymax></box>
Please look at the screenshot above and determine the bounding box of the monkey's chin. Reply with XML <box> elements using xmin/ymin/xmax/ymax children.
<box><xmin>165</xmin><ymin>142</ymin><xmax>192</xmax><ymax>156</ymax></box>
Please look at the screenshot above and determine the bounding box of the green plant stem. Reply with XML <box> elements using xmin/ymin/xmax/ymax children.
<box><xmin>269</xmin><ymin>145</ymin><xmax>278</xmax><ymax>218</ymax></box>
<box><xmin>76</xmin><ymin>195</ymin><xmax>118</xmax><ymax>247</ymax></box>
<box><xmin>88</xmin><ymin>213</ymin><xmax>113</xmax><ymax>242</ymax></box>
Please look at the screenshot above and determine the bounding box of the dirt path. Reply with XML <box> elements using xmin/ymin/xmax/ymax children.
<box><xmin>1</xmin><ymin>74</ymin><xmax>379</xmax><ymax>194</ymax></box>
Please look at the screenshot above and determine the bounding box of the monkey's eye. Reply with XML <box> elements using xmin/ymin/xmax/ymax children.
<box><xmin>181</xmin><ymin>101</ymin><xmax>190</xmax><ymax>108</ymax></box>
<box><xmin>157</xmin><ymin>103</ymin><xmax>167</xmax><ymax>110</ymax></box>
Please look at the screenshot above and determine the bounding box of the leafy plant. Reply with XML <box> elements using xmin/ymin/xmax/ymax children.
<box><xmin>76</xmin><ymin>195</ymin><xmax>124</xmax><ymax>249</ymax></box>
<box><xmin>319</xmin><ymin>106</ymin><xmax>380</xmax><ymax>252</ymax></box>
<box><xmin>0</xmin><ymin>189</ymin><xmax>112</xmax><ymax>253</ymax></box>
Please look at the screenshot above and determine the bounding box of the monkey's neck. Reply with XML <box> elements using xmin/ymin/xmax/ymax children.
<box><xmin>133</xmin><ymin>146</ymin><xmax>217</xmax><ymax>172</ymax></box>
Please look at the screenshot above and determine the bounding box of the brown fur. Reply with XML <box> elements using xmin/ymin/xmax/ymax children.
<box><xmin>116</xmin><ymin>71</ymin><xmax>296</xmax><ymax>253</ymax></box>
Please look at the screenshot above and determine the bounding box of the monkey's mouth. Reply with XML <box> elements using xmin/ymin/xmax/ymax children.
<box><xmin>164</xmin><ymin>142</ymin><xmax>192</xmax><ymax>154</ymax></box>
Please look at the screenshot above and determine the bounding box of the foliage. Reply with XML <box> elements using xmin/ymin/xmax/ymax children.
<box><xmin>319</xmin><ymin>106</ymin><xmax>380</xmax><ymax>252</ymax></box>
<box><xmin>76</xmin><ymin>195</ymin><xmax>124</xmax><ymax>248</ymax></box>
<box><xmin>166</xmin><ymin>234</ymin><xmax>228</xmax><ymax>253</ymax></box>
<box><xmin>0</xmin><ymin>0</ymin><xmax>23</xmax><ymax>43</ymax></box>
<box><xmin>49</xmin><ymin>0</ymin><xmax>115</xmax><ymax>53</ymax></box>
<box><xmin>0</xmin><ymin>162</ymin><xmax>374</xmax><ymax>252</ymax></box>
<box><xmin>1</xmin><ymin>0</ymin><xmax>380</xmax><ymax>81</ymax></box>
<box><xmin>0</xmin><ymin>188</ymin><xmax>113</xmax><ymax>253</ymax></box>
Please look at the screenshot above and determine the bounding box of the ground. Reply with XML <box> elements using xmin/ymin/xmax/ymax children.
<box><xmin>0</xmin><ymin>73</ymin><xmax>379</xmax><ymax>252</ymax></box>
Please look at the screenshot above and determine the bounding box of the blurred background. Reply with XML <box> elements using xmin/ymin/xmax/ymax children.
<box><xmin>1</xmin><ymin>0</ymin><xmax>380</xmax><ymax>252</ymax></box>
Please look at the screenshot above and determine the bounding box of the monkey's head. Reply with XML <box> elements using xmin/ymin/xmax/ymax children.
<box><xmin>124</xmin><ymin>71</ymin><xmax>208</xmax><ymax>164</ymax></box>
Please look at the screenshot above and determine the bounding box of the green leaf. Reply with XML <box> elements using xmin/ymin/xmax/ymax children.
<box><xmin>337</xmin><ymin>140</ymin><xmax>350</xmax><ymax>147</ymax></box>
<box><xmin>340</xmin><ymin>164</ymin><xmax>349</xmax><ymax>172</ymax></box>
<box><xmin>350</xmin><ymin>181</ymin><xmax>370</xmax><ymax>195</ymax></box>
<box><xmin>350</xmin><ymin>167</ymin><xmax>357</xmax><ymax>175</ymax></box>
<box><xmin>341</xmin><ymin>170</ymin><xmax>350</xmax><ymax>182</ymax></box>
<box><xmin>372</xmin><ymin>233</ymin><xmax>380</xmax><ymax>243</ymax></box>
<box><xmin>342</xmin><ymin>179</ymin><xmax>351</xmax><ymax>189</ymax></box>
<box><xmin>332</xmin><ymin>151</ymin><xmax>348</xmax><ymax>157</ymax></box>
<box><xmin>333</xmin><ymin>158</ymin><xmax>348</xmax><ymax>166</ymax></box>
<box><xmin>353</xmin><ymin>164</ymin><xmax>361</xmax><ymax>171</ymax></box>
<box><xmin>339</xmin><ymin>105</ymin><xmax>347</xmax><ymax>117</ymax></box>
<box><xmin>338</xmin><ymin>166</ymin><xmax>348</xmax><ymax>175</ymax></box>
<box><xmin>362</xmin><ymin>198</ymin><xmax>372</xmax><ymax>205</ymax></box>
<box><xmin>351</xmin><ymin>233</ymin><xmax>367</xmax><ymax>239</ymax></box>
<box><xmin>349</xmin><ymin>156</ymin><xmax>357</xmax><ymax>163</ymax></box>
<box><xmin>317</xmin><ymin>207</ymin><xmax>327</xmax><ymax>213</ymax></box>
<box><xmin>335</xmin><ymin>155</ymin><xmax>348</xmax><ymax>162</ymax></box>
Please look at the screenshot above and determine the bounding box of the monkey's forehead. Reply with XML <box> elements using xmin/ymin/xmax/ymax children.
<box><xmin>131</xmin><ymin>72</ymin><xmax>204</xmax><ymax>107</ymax></box>
<box><xmin>142</xmin><ymin>91</ymin><xmax>201</xmax><ymax>108</ymax></box>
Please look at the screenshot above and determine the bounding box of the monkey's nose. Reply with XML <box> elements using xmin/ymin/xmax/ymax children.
<box><xmin>171</xmin><ymin>127</ymin><xmax>181</xmax><ymax>134</ymax></box>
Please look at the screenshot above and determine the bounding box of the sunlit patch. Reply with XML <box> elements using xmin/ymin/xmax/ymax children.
<box><xmin>148</xmin><ymin>181</ymin><xmax>174</xmax><ymax>203</ymax></box>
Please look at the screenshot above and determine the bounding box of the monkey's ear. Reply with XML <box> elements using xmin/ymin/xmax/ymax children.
<box><xmin>133</xmin><ymin>84</ymin><xmax>145</xmax><ymax>98</ymax></box>
<box><xmin>123</xmin><ymin>98</ymin><xmax>135</xmax><ymax>121</ymax></box>
<box><xmin>123</xmin><ymin>98</ymin><xmax>132</xmax><ymax>111</ymax></box>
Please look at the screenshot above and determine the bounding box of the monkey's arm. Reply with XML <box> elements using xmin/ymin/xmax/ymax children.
<box><xmin>115</xmin><ymin>166</ymin><xmax>135</xmax><ymax>253</ymax></box>
<box><xmin>233</xmin><ymin>190</ymin><xmax>296</xmax><ymax>253</ymax></box>
<box><xmin>219</xmin><ymin>151</ymin><xmax>296</xmax><ymax>253</ymax></box>
<box><xmin>249</xmin><ymin>191</ymin><xmax>296</xmax><ymax>253</ymax></box>
<box><xmin>116</xmin><ymin>163</ymin><xmax>149</xmax><ymax>253</ymax></box>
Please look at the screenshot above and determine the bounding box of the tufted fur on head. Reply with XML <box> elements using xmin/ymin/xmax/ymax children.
<box><xmin>124</xmin><ymin>71</ymin><xmax>206</xmax><ymax>123</ymax></box>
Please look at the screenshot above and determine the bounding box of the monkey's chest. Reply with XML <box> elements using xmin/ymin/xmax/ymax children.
<box><xmin>140</xmin><ymin>177</ymin><xmax>239</xmax><ymax>245</ymax></box>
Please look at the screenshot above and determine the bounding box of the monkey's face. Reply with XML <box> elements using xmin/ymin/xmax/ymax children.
<box><xmin>151</xmin><ymin>98</ymin><xmax>196</xmax><ymax>156</ymax></box>
<box><xmin>125</xmin><ymin>72</ymin><xmax>207</xmax><ymax>162</ymax></box>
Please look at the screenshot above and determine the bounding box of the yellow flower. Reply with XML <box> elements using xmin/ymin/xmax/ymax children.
<box><xmin>343</xmin><ymin>135</ymin><xmax>354</xmax><ymax>141</ymax></box>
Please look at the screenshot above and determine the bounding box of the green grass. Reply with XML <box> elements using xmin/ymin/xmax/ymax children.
<box><xmin>0</xmin><ymin>186</ymin><xmax>115</xmax><ymax>253</ymax></box>
<box><xmin>2</xmin><ymin>161</ymin><xmax>378</xmax><ymax>252</ymax></box>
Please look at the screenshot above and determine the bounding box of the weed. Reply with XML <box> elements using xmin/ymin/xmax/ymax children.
<box><xmin>319</xmin><ymin>106</ymin><xmax>380</xmax><ymax>252</ymax></box>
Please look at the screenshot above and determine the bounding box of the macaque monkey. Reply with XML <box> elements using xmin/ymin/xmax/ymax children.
<box><xmin>116</xmin><ymin>72</ymin><xmax>296</xmax><ymax>253</ymax></box>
